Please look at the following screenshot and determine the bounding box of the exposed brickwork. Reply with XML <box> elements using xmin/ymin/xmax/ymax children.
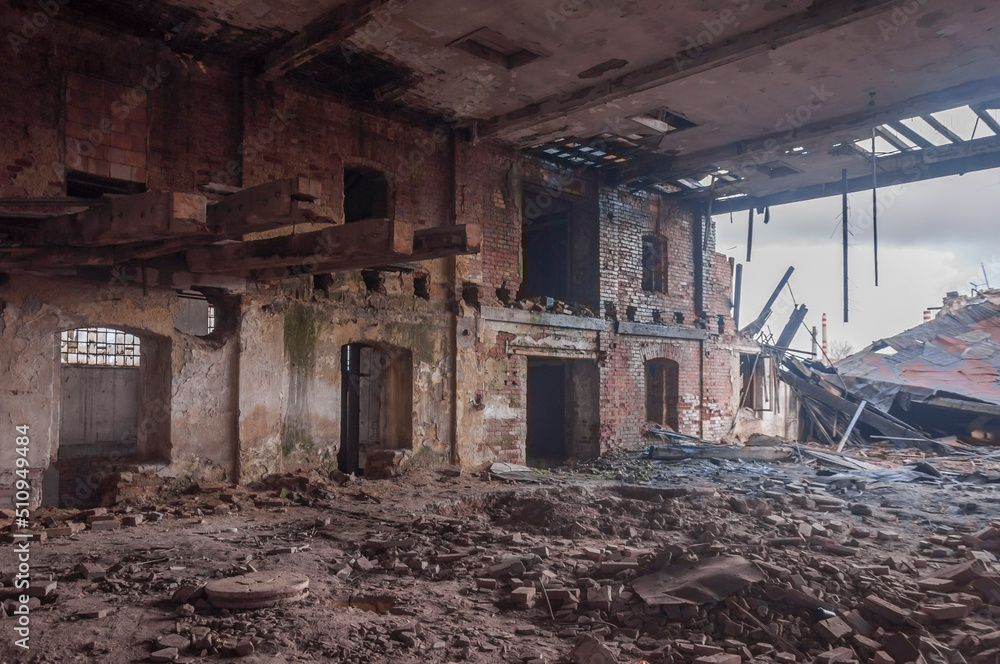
<box><xmin>0</xmin><ymin>4</ymin><xmax>748</xmax><ymax>483</ymax></box>
<box><xmin>64</xmin><ymin>73</ymin><xmax>148</xmax><ymax>183</ymax></box>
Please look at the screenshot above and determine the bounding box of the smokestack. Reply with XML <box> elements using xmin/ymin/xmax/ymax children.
<box><xmin>812</xmin><ymin>326</ymin><xmax>818</xmax><ymax>356</ymax></box>
<box><xmin>923</xmin><ymin>310</ymin><xmax>931</xmax><ymax>323</ymax></box>
<box><xmin>822</xmin><ymin>313</ymin><xmax>828</xmax><ymax>356</ymax></box>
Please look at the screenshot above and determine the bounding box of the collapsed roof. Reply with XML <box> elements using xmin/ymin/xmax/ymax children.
<box><xmin>836</xmin><ymin>292</ymin><xmax>1000</xmax><ymax>413</ymax></box>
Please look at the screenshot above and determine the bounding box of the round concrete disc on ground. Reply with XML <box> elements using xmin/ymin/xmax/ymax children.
<box><xmin>205</xmin><ymin>571</ymin><xmax>309</xmax><ymax>609</ymax></box>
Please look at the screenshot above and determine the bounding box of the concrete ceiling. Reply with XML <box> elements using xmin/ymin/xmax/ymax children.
<box><xmin>76</xmin><ymin>0</ymin><xmax>1000</xmax><ymax>205</ymax></box>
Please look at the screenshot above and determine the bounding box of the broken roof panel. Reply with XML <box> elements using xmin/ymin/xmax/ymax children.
<box><xmin>836</xmin><ymin>296</ymin><xmax>1000</xmax><ymax>412</ymax></box>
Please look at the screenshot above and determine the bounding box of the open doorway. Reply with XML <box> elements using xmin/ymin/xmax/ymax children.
<box><xmin>646</xmin><ymin>359</ymin><xmax>680</xmax><ymax>431</ymax></box>
<box><xmin>526</xmin><ymin>357</ymin><xmax>600</xmax><ymax>468</ymax></box>
<box><xmin>339</xmin><ymin>343</ymin><xmax>413</xmax><ymax>475</ymax></box>
<box><xmin>53</xmin><ymin>327</ymin><xmax>170</xmax><ymax>507</ymax></box>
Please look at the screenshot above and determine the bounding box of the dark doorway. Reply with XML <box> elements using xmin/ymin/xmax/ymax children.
<box><xmin>646</xmin><ymin>359</ymin><xmax>680</xmax><ymax>431</ymax></box>
<box><xmin>526</xmin><ymin>357</ymin><xmax>600</xmax><ymax>468</ymax></box>
<box><xmin>523</xmin><ymin>195</ymin><xmax>572</xmax><ymax>301</ymax></box>
<box><xmin>521</xmin><ymin>186</ymin><xmax>599</xmax><ymax>306</ymax></box>
<box><xmin>340</xmin><ymin>342</ymin><xmax>413</xmax><ymax>475</ymax></box>
<box><xmin>344</xmin><ymin>167</ymin><xmax>389</xmax><ymax>223</ymax></box>
<box><xmin>527</xmin><ymin>359</ymin><xmax>567</xmax><ymax>466</ymax></box>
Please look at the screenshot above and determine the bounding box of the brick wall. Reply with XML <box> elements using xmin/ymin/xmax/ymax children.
<box><xmin>64</xmin><ymin>73</ymin><xmax>147</xmax><ymax>183</ymax></box>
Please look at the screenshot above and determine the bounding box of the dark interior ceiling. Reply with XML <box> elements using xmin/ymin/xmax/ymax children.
<box><xmin>62</xmin><ymin>0</ymin><xmax>1000</xmax><ymax>209</ymax></box>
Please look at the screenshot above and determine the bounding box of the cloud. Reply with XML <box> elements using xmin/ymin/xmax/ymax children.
<box><xmin>714</xmin><ymin>171</ymin><xmax>994</xmax><ymax>353</ymax></box>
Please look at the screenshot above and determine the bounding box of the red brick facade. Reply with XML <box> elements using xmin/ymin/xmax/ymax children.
<box><xmin>0</xmin><ymin>4</ymin><xmax>748</xmax><ymax>494</ymax></box>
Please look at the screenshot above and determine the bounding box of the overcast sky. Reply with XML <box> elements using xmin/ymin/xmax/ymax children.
<box><xmin>713</xmin><ymin>167</ymin><xmax>1000</xmax><ymax>355</ymax></box>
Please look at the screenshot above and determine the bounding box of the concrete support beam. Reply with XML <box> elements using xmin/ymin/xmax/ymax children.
<box><xmin>260</xmin><ymin>0</ymin><xmax>401</xmax><ymax>80</ymax></box>
<box><xmin>477</xmin><ymin>0</ymin><xmax>899</xmax><ymax>139</ymax></box>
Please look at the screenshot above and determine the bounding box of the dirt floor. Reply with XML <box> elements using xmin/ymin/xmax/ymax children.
<box><xmin>2</xmin><ymin>444</ymin><xmax>1000</xmax><ymax>664</ymax></box>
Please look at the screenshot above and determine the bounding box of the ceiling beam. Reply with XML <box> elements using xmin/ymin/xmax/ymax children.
<box><xmin>477</xmin><ymin>0</ymin><xmax>900</xmax><ymax>139</ymax></box>
<box><xmin>207</xmin><ymin>177</ymin><xmax>331</xmax><ymax>235</ymax></box>
<box><xmin>251</xmin><ymin>223</ymin><xmax>481</xmax><ymax>280</ymax></box>
<box><xmin>642</xmin><ymin>74</ymin><xmax>1000</xmax><ymax>184</ymax></box>
<box><xmin>888</xmin><ymin>121</ymin><xmax>934</xmax><ymax>149</ymax></box>
<box><xmin>30</xmin><ymin>191</ymin><xmax>207</xmax><ymax>246</ymax></box>
<box><xmin>710</xmin><ymin>133</ymin><xmax>1000</xmax><ymax>213</ymax></box>
<box><xmin>874</xmin><ymin>127</ymin><xmax>909</xmax><ymax>153</ymax></box>
<box><xmin>920</xmin><ymin>114</ymin><xmax>962</xmax><ymax>144</ymax></box>
<box><xmin>260</xmin><ymin>0</ymin><xmax>400</xmax><ymax>80</ymax></box>
<box><xmin>186</xmin><ymin>218</ymin><xmax>413</xmax><ymax>274</ymax></box>
<box><xmin>972</xmin><ymin>107</ymin><xmax>1000</xmax><ymax>137</ymax></box>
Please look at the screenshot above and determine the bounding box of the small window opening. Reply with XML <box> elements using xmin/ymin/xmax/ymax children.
<box><xmin>344</xmin><ymin>167</ymin><xmax>389</xmax><ymax>223</ymax></box>
<box><xmin>361</xmin><ymin>269</ymin><xmax>385</xmax><ymax>293</ymax></box>
<box><xmin>652</xmin><ymin>310</ymin><xmax>662</xmax><ymax>324</ymax></box>
<box><xmin>462</xmin><ymin>282</ymin><xmax>480</xmax><ymax>309</ymax></box>
<box><xmin>413</xmin><ymin>272</ymin><xmax>430</xmax><ymax>300</ymax></box>
<box><xmin>604</xmin><ymin>301</ymin><xmax>617</xmax><ymax>320</ymax></box>
<box><xmin>60</xmin><ymin>327</ymin><xmax>140</xmax><ymax>366</ymax></box>
<box><xmin>626</xmin><ymin>306</ymin><xmax>637</xmax><ymax>322</ymax></box>
<box><xmin>717</xmin><ymin>315</ymin><xmax>725</xmax><ymax>335</ymax></box>
<box><xmin>175</xmin><ymin>292</ymin><xmax>216</xmax><ymax>337</ymax></box>
<box><xmin>674</xmin><ymin>311</ymin><xmax>684</xmax><ymax>325</ymax></box>
<box><xmin>642</xmin><ymin>235</ymin><xmax>665</xmax><ymax>292</ymax></box>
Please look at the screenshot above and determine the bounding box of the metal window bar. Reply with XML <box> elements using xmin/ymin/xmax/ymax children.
<box><xmin>59</xmin><ymin>327</ymin><xmax>140</xmax><ymax>367</ymax></box>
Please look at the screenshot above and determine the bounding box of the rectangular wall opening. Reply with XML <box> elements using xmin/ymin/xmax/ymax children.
<box><xmin>526</xmin><ymin>357</ymin><xmax>600</xmax><ymax>468</ymax></box>
<box><xmin>339</xmin><ymin>343</ymin><xmax>413</xmax><ymax>475</ymax></box>
<box><xmin>646</xmin><ymin>359</ymin><xmax>679</xmax><ymax>430</ymax></box>
<box><xmin>740</xmin><ymin>353</ymin><xmax>774</xmax><ymax>412</ymax></box>
<box><xmin>521</xmin><ymin>186</ymin><xmax>598</xmax><ymax>306</ymax></box>
<box><xmin>55</xmin><ymin>327</ymin><xmax>171</xmax><ymax>508</ymax></box>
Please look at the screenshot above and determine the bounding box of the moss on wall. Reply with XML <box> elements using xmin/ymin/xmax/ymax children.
<box><xmin>283</xmin><ymin>303</ymin><xmax>320</xmax><ymax>376</ymax></box>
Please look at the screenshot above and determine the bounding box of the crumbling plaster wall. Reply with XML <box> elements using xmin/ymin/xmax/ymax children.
<box><xmin>0</xmin><ymin>275</ymin><xmax>238</xmax><ymax>506</ymax></box>
<box><xmin>236</xmin><ymin>274</ymin><xmax>455</xmax><ymax>481</ymax></box>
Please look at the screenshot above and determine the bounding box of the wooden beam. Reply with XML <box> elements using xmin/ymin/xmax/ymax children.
<box><xmin>33</xmin><ymin>191</ymin><xmax>207</xmax><ymax>246</ymax></box>
<box><xmin>260</xmin><ymin>0</ymin><xmax>400</xmax><ymax>80</ymax></box>
<box><xmin>186</xmin><ymin>218</ymin><xmax>413</xmax><ymax>274</ymax></box>
<box><xmin>252</xmin><ymin>223</ymin><xmax>481</xmax><ymax>280</ymax></box>
<box><xmin>924</xmin><ymin>396</ymin><xmax>1000</xmax><ymax>417</ymax></box>
<box><xmin>207</xmin><ymin>177</ymin><xmax>329</xmax><ymax>235</ymax></box>
<box><xmin>781</xmin><ymin>372</ymin><xmax>949</xmax><ymax>454</ymax></box>
<box><xmin>477</xmin><ymin>0</ymin><xmax>900</xmax><ymax>138</ymax></box>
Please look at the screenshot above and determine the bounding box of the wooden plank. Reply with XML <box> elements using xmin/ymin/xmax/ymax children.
<box><xmin>206</xmin><ymin>178</ymin><xmax>327</xmax><ymax>235</ymax></box>
<box><xmin>186</xmin><ymin>218</ymin><xmax>413</xmax><ymax>274</ymax></box>
<box><xmin>250</xmin><ymin>223</ymin><xmax>481</xmax><ymax>280</ymax></box>
<box><xmin>783</xmin><ymin>373</ymin><xmax>948</xmax><ymax>453</ymax></box>
<box><xmin>33</xmin><ymin>192</ymin><xmax>207</xmax><ymax>246</ymax></box>
<box><xmin>260</xmin><ymin>0</ymin><xmax>401</xmax><ymax>80</ymax></box>
<box><xmin>836</xmin><ymin>400</ymin><xmax>867</xmax><ymax>453</ymax></box>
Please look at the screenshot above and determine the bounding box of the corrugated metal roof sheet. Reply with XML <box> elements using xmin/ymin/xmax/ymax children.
<box><xmin>836</xmin><ymin>299</ymin><xmax>1000</xmax><ymax>410</ymax></box>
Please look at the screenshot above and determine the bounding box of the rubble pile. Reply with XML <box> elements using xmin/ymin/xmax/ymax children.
<box><xmin>3</xmin><ymin>460</ymin><xmax>1000</xmax><ymax>663</ymax></box>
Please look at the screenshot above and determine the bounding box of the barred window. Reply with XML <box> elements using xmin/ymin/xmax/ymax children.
<box><xmin>207</xmin><ymin>305</ymin><xmax>216</xmax><ymax>334</ymax></box>
<box><xmin>60</xmin><ymin>328</ymin><xmax>140</xmax><ymax>367</ymax></box>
